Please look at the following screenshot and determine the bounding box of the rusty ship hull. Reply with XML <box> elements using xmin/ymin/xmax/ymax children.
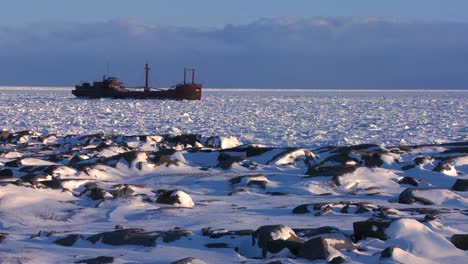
<box><xmin>72</xmin><ymin>64</ymin><xmax>202</xmax><ymax>100</ymax></box>
<box><xmin>72</xmin><ymin>84</ymin><xmax>202</xmax><ymax>100</ymax></box>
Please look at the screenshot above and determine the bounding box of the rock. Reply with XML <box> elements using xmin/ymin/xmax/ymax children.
<box><xmin>298</xmin><ymin>236</ymin><xmax>355</xmax><ymax>261</ymax></box>
<box><xmin>75</xmin><ymin>256</ymin><xmax>114</xmax><ymax>264</ymax></box>
<box><xmin>201</xmin><ymin>227</ymin><xmax>253</xmax><ymax>238</ymax></box>
<box><xmin>306</xmin><ymin>165</ymin><xmax>357</xmax><ymax>177</ymax></box>
<box><xmin>398</xmin><ymin>176</ymin><xmax>419</xmax><ymax>187</ymax></box>
<box><xmin>353</xmin><ymin>218</ymin><xmax>395</xmax><ymax>241</ymax></box>
<box><xmin>293</xmin><ymin>226</ymin><xmax>341</xmax><ymax>238</ymax></box>
<box><xmin>4</xmin><ymin>159</ymin><xmax>21</xmax><ymax>167</ymax></box>
<box><xmin>149</xmin><ymin>153</ymin><xmax>179</xmax><ymax>167</ymax></box>
<box><xmin>362</xmin><ymin>152</ymin><xmax>383</xmax><ymax>167</ymax></box>
<box><xmin>380</xmin><ymin>246</ymin><xmax>404</xmax><ymax>258</ymax></box>
<box><xmin>82</xmin><ymin>183</ymin><xmax>108</xmax><ymax>200</ymax></box>
<box><xmin>229</xmin><ymin>174</ymin><xmax>269</xmax><ymax>189</ymax></box>
<box><xmin>292</xmin><ymin>204</ymin><xmax>311</xmax><ymax>214</ymax></box>
<box><xmin>451</xmin><ymin>234</ymin><xmax>468</xmax><ymax>250</ymax></box>
<box><xmin>87</xmin><ymin>228</ymin><xmax>158</xmax><ymax>247</ymax></box>
<box><xmin>20</xmin><ymin>174</ymin><xmax>50</xmax><ymax>185</ymax></box>
<box><xmin>111</xmin><ymin>184</ymin><xmax>135</xmax><ymax>198</ymax></box>
<box><xmin>216</xmin><ymin>153</ymin><xmax>247</xmax><ymax>169</ymax></box>
<box><xmin>0</xmin><ymin>233</ymin><xmax>7</xmax><ymax>243</ymax></box>
<box><xmin>398</xmin><ymin>188</ymin><xmax>435</xmax><ymax>205</ymax></box>
<box><xmin>159</xmin><ymin>227</ymin><xmax>192</xmax><ymax>243</ymax></box>
<box><xmin>250</xmin><ymin>225</ymin><xmax>303</xmax><ymax>258</ymax></box>
<box><xmin>0</xmin><ymin>169</ymin><xmax>13</xmax><ymax>178</ymax></box>
<box><xmin>53</xmin><ymin>234</ymin><xmax>81</xmax><ymax>247</ymax></box>
<box><xmin>171</xmin><ymin>257</ymin><xmax>207</xmax><ymax>264</ymax></box>
<box><xmin>329</xmin><ymin>256</ymin><xmax>346</xmax><ymax>264</ymax></box>
<box><xmin>398</xmin><ymin>188</ymin><xmax>462</xmax><ymax>205</ymax></box>
<box><xmin>204</xmin><ymin>243</ymin><xmax>229</xmax><ymax>248</ymax></box>
<box><xmin>155</xmin><ymin>189</ymin><xmax>195</xmax><ymax>207</ymax></box>
<box><xmin>452</xmin><ymin>178</ymin><xmax>468</xmax><ymax>191</ymax></box>
<box><xmin>433</xmin><ymin>157</ymin><xmax>455</xmax><ymax>173</ymax></box>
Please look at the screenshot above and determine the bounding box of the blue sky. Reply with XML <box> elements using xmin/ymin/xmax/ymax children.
<box><xmin>1</xmin><ymin>1</ymin><xmax>468</xmax><ymax>88</ymax></box>
<box><xmin>2</xmin><ymin>0</ymin><xmax>468</xmax><ymax>27</ymax></box>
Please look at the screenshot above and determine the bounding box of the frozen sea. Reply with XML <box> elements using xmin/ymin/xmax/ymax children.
<box><xmin>0</xmin><ymin>87</ymin><xmax>466</xmax><ymax>148</ymax></box>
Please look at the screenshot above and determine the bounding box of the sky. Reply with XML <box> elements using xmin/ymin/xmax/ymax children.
<box><xmin>1</xmin><ymin>0</ymin><xmax>468</xmax><ymax>88</ymax></box>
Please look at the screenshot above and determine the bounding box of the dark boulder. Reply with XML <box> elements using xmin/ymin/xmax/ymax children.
<box><xmin>75</xmin><ymin>256</ymin><xmax>114</xmax><ymax>264</ymax></box>
<box><xmin>0</xmin><ymin>233</ymin><xmax>7</xmax><ymax>243</ymax></box>
<box><xmin>204</xmin><ymin>243</ymin><xmax>229</xmax><ymax>248</ymax></box>
<box><xmin>229</xmin><ymin>174</ymin><xmax>269</xmax><ymax>189</ymax></box>
<box><xmin>81</xmin><ymin>183</ymin><xmax>107</xmax><ymax>200</ymax></box>
<box><xmin>452</xmin><ymin>178</ymin><xmax>468</xmax><ymax>191</ymax></box>
<box><xmin>380</xmin><ymin>246</ymin><xmax>404</xmax><ymax>259</ymax></box>
<box><xmin>298</xmin><ymin>236</ymin><xmax>355</xmax><ymax>261</ymax></box>
<box><xmin>155</xmin><ymin>189</ymin><xmax>194</xmax><ymax>207</ymax></box>
<box><xmin>451</xmin><ymin>234</ymin><xmax>468</xmax><ymax>250</ymax></box>
<box><xmin>292</xmin><ymin>204</ymin><xmax>311</xmax><ymax>214</ymax></box>
<box><xmin>159</xmin><ymin>227</ymin><xmax>192</xmax><ymax>243</ymax></box>
<box><xmin>216</xmin><ymin>153</ymin><xmax>247</xmax><ymax>169</ymax></box>
<box><xmin>433</xmin><ymin>157</ymin><xmax>455</xmax><ymax>173</ymax></box>
<box><xmin>201</xmin><ymin>227</ymin><xmax>253</xmax><ymax>238</ymax></box>
<box><xmin>0</xmin><ymin>169</ymin><xmax>14</xmax><ymax>178</ymax></box>
<box><xmin>5</xmin><ymin>159</ymin><xmax>21</xmax><ymax>167</ymax></box>
<box><xmin>329</xmin><ymin>256</ymin><xmax>346</xmax><ymax>264</ymax></box>
<box><xmin>306</xmin><ymin>165</ymin><xmax>357</xmax><ymax>177</ymax></box>
<box><xmin>111</xmin><ymin>184</ymin><xmax>135</xmax><ymax>198</ymax></box>
<box><xmin>171</xmin><ymin>257</ymin><xmax>207</xmax><ymax>264</ymax></box>
<box><xmin>20</xmin><ymin>174</ymin><xmax>49</xmax><ymax>186</ymax></box>
<box><xmin>293</xmin><ymin>226</ymin><xmax>341</xmax><ymax>238</ymax></box>
<box><xmin>362</xmin><ymin>152</ymin><xmax>383</xmax><ymax>168</ymax></box>
<box><xmin>87</xmin><ymin>228</ymin><xmax>158</xmax><ymax>247</ymax></box>
<box><xmin>53</xmin><ymin>234</ymin><xmax>81</xmax><ymax>247</ymax></box>
<box><xmin>353</xmin><ymin>218</ymin><xmax>395</xmax><ymax>241</ymax></box>
<box><xmin>398</xmin><ymin>188</ymin><xmax>435</xmax><ymax>205</ymax></box>
<box><xmin>398</xmin><ymin>177</ymin><xmax>419</xmax><ymax>187</ymax></box>
<box><xmin>252</xmin><ymin>225</ymin><xmax>303</xmax><ymax>258</ymax></box>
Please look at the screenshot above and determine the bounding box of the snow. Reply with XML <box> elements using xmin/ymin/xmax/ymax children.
<box><xmin>385</xmin><ymin>219</ymin><xmax>465</xmax><ymax>260</ymax></box>
<box><xmin>0</xmin><ymin>88</ymin><xmax>466</xmax><ymax>148</ymax></box>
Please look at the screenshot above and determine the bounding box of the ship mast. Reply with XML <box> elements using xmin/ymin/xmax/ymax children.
<box><xmin>144</xmin><ymin>63</ymin><xmax>150</xmax><ymax>92</ymax></box>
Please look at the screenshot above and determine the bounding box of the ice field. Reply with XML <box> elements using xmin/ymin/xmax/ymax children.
<box><xmin>0</xmin><ymin>87</ymin><xmax>466</xmax><ymax>148</ymax></box>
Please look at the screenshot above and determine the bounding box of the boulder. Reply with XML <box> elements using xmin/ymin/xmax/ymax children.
<box><xmin>306</xmin><ymin>165</ymin><xmax>357</xmax><ymax>177</ymax></box>
<box><xmin>53</xmin><ymin>234</ymin><xmax>81</xmax><ymax>247</ymax></box>
<box><xmin>240</xmin><ymin>224</ymin><xmax>303</xmax><ymax>258</ymax></box>
<box><xmin>451</xmin><ymin>234</ymin><xmax>468</xmax><ymax>250</ymax></box>
<box><xmin>75</xmin><ymin>256</ymin><xmax>114</xmax><ymax>264</ymax></box>
<box><xmin>82</xmin><ymin>183</ymin><xmax>108</xmax><ymax>200</ymax></box>
<box><xmin>398</xmin><ymin>177</ymin><xmax>419</xmax><ymax>187</ymax></box>
<box><xmin>353</xmin><ymin>218</ymin><xmax>395</xmax><ymax>241</ymax></box>
<box><xmin>362</xmin><ymin>152</ymin><xmax>383</xmax><ymax>167</ymax></box>
<box><xmin>293</xmin><ymin>226</ymin><xmax>341</xmax><ymax>238</ymax></box>
<box><xmin>87</xmin><ymin>228</ymin><xmax>158</xmax><ymax>247</ymax></box>
<box><xmin>171</xmin><ymin>257</ymin><xmax>207</xmax><ymax>264</ymax></box>
<box><xmin>298</xmin><ymin>236</ymin><xmax>355</xmax><ymax>261</ymax></box>
<box><xmin>398</xmin><ymin>188</ymin><xmax>463</xmax><ymax>205</ymax></box>
<box><xmin>380</xmin><ymin>246</ymin><xmax>404</xmax><ymax>258</ymax></box>
<box><xmin>155</xmin><ymin>189</ymin><xmax>195</xmax><ymax>207</ymax></box>
<box><xmin>111</xmin><ymin>184</ymin><xmax>135</xmax><ymax>198</ymax></box>
<box><xmin>229</xmin><ymin>174</ymin><xmax>269</xmax><ymax>189</ymax></box>
<box><xmin>216</xmin><ymin>153</ymin><xmax>247</xmax><ymax>169</ymax></box>
<box><xmin>452</xmin><ymin>178</ymin><xmax>468</xmax><ymax>191</ymax></box>
<box><xmin>0</xmin><ymin>169</ymin><xmax>14</xmax><ymax>178</ymax></box>
<box><xmin>201</xmin><ymin>227</ymin><xmax>253</xmax><ymax>238</ymax></box>
<box><xmin>0</xmin><ymin>233</ymin><xmax>7</xmax><ymax>243</ymax></box>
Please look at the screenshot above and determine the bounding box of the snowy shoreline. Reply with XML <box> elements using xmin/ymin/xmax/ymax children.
<box><xmin>0</xmin><ymin>131</ymin><xmax>467</xmax><ymax>263</ymax></box>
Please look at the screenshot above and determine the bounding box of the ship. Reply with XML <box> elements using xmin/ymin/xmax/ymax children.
<box><xmin>72</xmin><ymin>64</ymin><xmax>202</xmax><ymax>100</ymax></box>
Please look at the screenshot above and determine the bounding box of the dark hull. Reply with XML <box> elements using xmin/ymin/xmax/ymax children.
<box><xmin>72</xmin><ymin>84</ymin><xmax>202</xmax><ymax>100</ymax></box>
